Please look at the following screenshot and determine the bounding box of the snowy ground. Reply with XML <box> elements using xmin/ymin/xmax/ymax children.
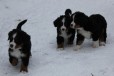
<box><xmin>0</xmin><ymin>0</ymin><xmax>114</xmax><ymax>76</ymax></box>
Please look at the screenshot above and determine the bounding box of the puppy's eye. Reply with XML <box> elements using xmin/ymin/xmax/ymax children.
<box><xmin>15</xmin><ymin>38</ymin><xmax>21</xmax><ymax>44</ymax></box>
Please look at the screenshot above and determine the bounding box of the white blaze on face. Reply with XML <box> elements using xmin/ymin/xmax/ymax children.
<box><xmin>60</xmin><ymin>17</ymin><xmax>70</xmax><ymax>39</ymax></box>
<box><xmin>9</xmin><ymin>33</ymin><xmax>17</xmax><ymax>49</ymax></box>
<box><xmin>61</xmin><ymin>18</ymin><xmax>66</xmax><ymax>31</ymax></box>
<box><xmin>71</xmin><ymin>14</ymin><xmax>76</xmax><ymax>29</ymax></box>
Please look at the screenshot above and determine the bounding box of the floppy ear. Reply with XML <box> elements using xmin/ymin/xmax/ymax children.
<box><xmin>53</xmin><ymin>17</ymin><xmax>60</xmax><ymax>27</ymax></box>
<box><xmin>65</xmin><ymin>9</ymin><xmax>72</xmax><ymax>17</ymax></box>
<box><xmin>8</xmin><ymin>34</ymin><xmax>10</xmax><ymax>40</ymax></box>
<box><xmin>8</xmin><ymin>32</ymin><xmax>11</xmax><ymax>40</ymax></box>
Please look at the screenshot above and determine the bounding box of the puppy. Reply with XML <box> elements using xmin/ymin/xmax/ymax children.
<box><xmin>8</xmin><ymin>19</ymin><xmax>31</xmax><ymax>72</ymax></box>
<box><xmin>70</xmin><ymin>12</ymin><xmax>107</xmax><ymax>50</ymax></box>
<box><xmin>53</xmin><ymin>9</ymin><xmax>75</xmax><ymax>49</ymax></box>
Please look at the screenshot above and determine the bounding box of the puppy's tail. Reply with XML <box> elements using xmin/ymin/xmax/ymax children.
<box><xmin>16</xmin><ymin>19</ymin><xmax>27</xmax><ymax>30</ymax></box>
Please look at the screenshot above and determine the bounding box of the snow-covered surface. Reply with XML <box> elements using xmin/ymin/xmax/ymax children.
<box><xmin>0</xmin><ymin>0</ymin><xmax>114</xmax><ymax>76</ymax></box>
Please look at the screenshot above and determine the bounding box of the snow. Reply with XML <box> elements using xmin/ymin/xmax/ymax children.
<box><xmin>0</xmin><ymin>0</ymin><xmax>114</xmax><ymax>76</ymax></box>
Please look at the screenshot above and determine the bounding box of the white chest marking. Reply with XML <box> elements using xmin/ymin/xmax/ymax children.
<box><xmin>60</xmin><ymin>31</ymin><xmax>71</xmax><ymax>39</ymax></box>
<box><xmin>10</xmin><ymin>48</ymin><xmax>25</xmax><ymax>58</ymax></box>
<box><xmin>60</xmin><ymin>18</ymin><xmax>71</xmax><ymax>39</ymax></box>
<box><xmin>77</xmin><ymin>28</ymin><xmax>92</xmax><ymax>39</ymax></box>
<box><xmin>9</xmin><ymin>33</ymin><xmax>17</xmax><ymax>49</ymax></box>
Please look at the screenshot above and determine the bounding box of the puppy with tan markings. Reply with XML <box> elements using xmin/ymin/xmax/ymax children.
<box><xmin>70</xmin><ymin>12</ymin><xmax>107</xmax><ymax>50</ymax></box>
<box><xmin>54</xmin><ymin>9</ymin><xmax>75</xmax><ymax>50</ymax></box>
<box><xmin>8</xmin><ymin>19</ymin><xmax>31</xmax><ymax>72</ymax></box>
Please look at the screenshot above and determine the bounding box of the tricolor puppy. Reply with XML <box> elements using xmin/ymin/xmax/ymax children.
<box><xmin>8</xmin><ymin>20</ymin><xmax>31</xmax><ymax>72</ymax></box>
<box><xmin>70</xmin><ymin>12</ymin><xmax>107</xmax><ymax>50</ymax></box>
<box><xmin>53</xmin><ymin>9</ymin><xmax>75</xmax><ymax>49</ymax></box>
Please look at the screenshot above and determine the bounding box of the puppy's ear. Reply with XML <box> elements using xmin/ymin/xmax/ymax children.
<box><xmin>8</xmin><ymin>36</ymin><xmax>10</xmax><ymax>40</ymax></box>
<box><xmin>8</xmin><ymin>32</ymin><xmax>11</xmax><ymax>40</ymax></box>
<box><xmin>53</xmin><ymin>17</ymin><xmax>60</xmax><ymax>27</ymax></box>
<box><xmin>65</xmin><ymin>9</ymin><xmax>72</xmax><ymax>17</ymax></box>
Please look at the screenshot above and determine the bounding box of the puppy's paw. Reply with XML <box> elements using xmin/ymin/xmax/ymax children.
<box><xmin>20</xmin><ymin>65</ymin><xmax>28</xmax><ymax>72</ymax></box>
<box><xmin>92</xmin><ymin>40</ymin><xmax>99</xmax><ymax>48</ymax></box>
<box><xmin>74</xmin><ymin>45</ymin><xmax>81</xmax><ymax>51</ymax></box>
<box><xmin>57</xmin><ymin>48</ymin><xmax>64</xmax><ymax>51</ymax></box>
<box><xmin>11</xmin><ymin>58</ymin><xmax>18</xmax><ymax>66</ymax></box>
<box><xmin>99</xmin><ymin>42</ymin><xmax>106</xmax><ymax>46</ymax></box>
<box><xmin>57</xmin><ymin>44</ymin><xmax>64</xmax><ymax>51</ymax></box>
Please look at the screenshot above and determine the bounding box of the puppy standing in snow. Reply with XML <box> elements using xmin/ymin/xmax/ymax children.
<box><xmin>8</xmin><ymin>20</ymin><xmax>31</xmax><ymax>72</ymax></box>
<box><xmin>53</xmin><ymin>9</ymin><xmax>75</xmax><ymax>50</ymax></box>
<box><xmin>70</xmin><ymin>12</ymin><xmax>107</xmax><ymax>50</ymax></box>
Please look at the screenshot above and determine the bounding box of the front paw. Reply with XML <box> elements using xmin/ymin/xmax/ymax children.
<box><xmin>57</xmin><ymin>48</ymin><xmax>64</xmax><ymax>51</ymax></box>
<box><xmin>74</xmin><ymin>45</ymin><xmax>81</xmax><ymax>51</ymax></box>
<box><xmin>92</xmin><ymin>40</ymin><xmax>99</xmax><ymax>48</ymax></box>
<box><xmin>20</xmin><ymin>64</ymin><xmax>28</xmax><ymax>72</ymax></box>
<box><xmin>99</xmin><ymin>42</ymin><xmax>106</xmax><ymax>46</ymax></box>
<box><xmin>57</xmin><ymin>43</ymin><xmax>64</xmax><ymax>48</ymax></box>
<box><xmin>10</xmin><ymin>58</ymin><xmax>18</xmax><ymax>66</ymax></box>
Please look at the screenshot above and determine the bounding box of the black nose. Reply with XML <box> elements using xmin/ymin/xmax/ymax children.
<box><xmin>10</xmin><ymin>44</ymin><xmax>13</xmax><ymax>48</ymax></box>
<box><xmin>62</xmin><ymin>28</ymin><xmax>65</xmax><ymax>31</ymax></box>
<box><xmin>70</xmin><ymin>24</ymin><xmax>73</xmax><ymax>27</ymax></box>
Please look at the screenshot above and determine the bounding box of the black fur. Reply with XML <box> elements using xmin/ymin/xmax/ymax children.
<box><xmin>89</xmin><ymin>14</ymin><xmax>107</xmax><ymax>42</ymax></box>
<box><xmin>71</xmin><ymin>12</ymin><xmax>107</xmax><ymax>48</ymax></box>
<box><xmin>16</xmin><ymin>19</ymin><xmax>27</xmax><ymax>30</ymax></box>
<box><xmin>8</xmin><ymin>19</ymin><xmax>31</xmax><ymax>72</ymax></box>
<box><xmin>53</xmin><ymin>9</ymin><xmax>75</xmax><ymax>49</ymax></box>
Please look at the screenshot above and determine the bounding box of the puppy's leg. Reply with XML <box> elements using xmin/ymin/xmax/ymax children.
<box><xmin>9</xmin><ymin>49</ymin><xmax>18</xmax><ymax>66</ymax></box>
<box><xmin>9</xmin><ymin>56</ymin><xmax>18</xmax><ymax>66</ymax></box>
<box><xmin>74</xmin><ymin>34</ymin><xmax>84</xmax><ymax>51</ymax></box>
<box><xmin>20</xmin><ymin>56</ymin><xmax>30</xmax><ymax>72</ymax></box>
<box><xmin>57</xmin><ymin>36</ymin><xmax>64</xmax><ymax>49</ymax></box>
<box><xmin>92</xmin><ymin>34</ymin><xmax>100</xmax><ymax>48</ymax></box>
<box><xmin>99</xmin><ymin>29</ymin><xmax>107</xmax><ymax>46</ymax></box>
<box><xmin>68</xmin><ymin>30</ymin><xmax>75</xmax><ymax>45</ymax></box>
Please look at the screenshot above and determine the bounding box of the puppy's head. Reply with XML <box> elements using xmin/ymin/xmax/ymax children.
<box><xmin>53</xmin><ymin>9</ymin><xmax>72</xmax><ymax>32</ymax></box>
<box><xmin>8</xmin><ymin>30</ymin><xmax>23</xmax><ymax>49</ymax></box>
<box><xmin>8</xmin><ymin>20</ymin><xmax>29</xmax><ymax>49</ymax></box>
<box><xmin>70</xmin><ymin>12</ymin><xmax>89</xmax><ymax>29</ymax></box>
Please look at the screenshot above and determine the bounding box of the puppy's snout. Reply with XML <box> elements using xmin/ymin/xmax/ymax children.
<box><xmin>62</xmin><ymin>28</ymin><xmax>65</xmax><ymax>31</ymax></box>
<box><xmin>10</xmin><ymin>44</ymin><xmax>13</xmax><ymax>48</ymax></box>
<box><xmin>70</xmin><ymin>24</ymin><xmax>73</xmax><ymax>27</ymax></box>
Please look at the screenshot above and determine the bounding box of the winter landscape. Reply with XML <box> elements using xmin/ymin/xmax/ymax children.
<box><xmin>0</xmin><ymin>0</ymin><xmax>114</xmax><ymax>76</ymax></box>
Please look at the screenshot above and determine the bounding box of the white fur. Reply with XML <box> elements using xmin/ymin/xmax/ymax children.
<box><xmin>60</xmin><ymin>31</ymin><xmax>71</xmax><ymax>39</ymax></box>
<box><xmin>9</xmin><ymin>33</ymin><xmax>17</xmax><ymax>49</ymax></box>
<box><xmin>10</xmin><ymin>48</ymin><xmax>25</xmax><ymax>58</ymax></box>
<box><xmin>100</xmin><ymin>42</ymin><xmax>105</xmax><ymax>46</ymax></box>
<box><xmin>61</xmin><ymin>18</ymin><xmax>66</xmax><ymax>31</ymax></box>
<box><xmin>71</xmin><ymin>14</ymin><xmax>76</xmax><ymax>28</ymax></box>
<box><xmin>57</xmin><ymin>48</ymin><xmax>64</xmax><ymax>51</ymax></box>
<box><xmin>74</xmin><ymin>45</ymin><xmax>81</xmax><ymax>51</ymax></box>
<box><xmin>93</xmin><ymin>40</ymin><xmax>99</xmax><ymax>48</ymax></box>
<box><xmin>77</xmin><ymin>28</ymin><xmax>92</xmax><ymax>39</ymax></box>
<box><xmin>69</xmin><ymin>13</ymin><xmax>72</xmax><ymax>16</ymax></box>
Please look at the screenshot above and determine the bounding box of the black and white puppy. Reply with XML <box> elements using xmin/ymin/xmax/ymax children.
<box><xmin>53</xmin><ymin>9</ymin><xmax>75</xmax><ymax>49</ymax></box>
<box><xmin>8</xmin><ymin>20</ymin><xmax>31</xmax><ymax>72</ymax></box>
<box><xmin>70</xmin><ymin>12</ymin><xmax>107</xmax><ymax>50</ymax></box>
